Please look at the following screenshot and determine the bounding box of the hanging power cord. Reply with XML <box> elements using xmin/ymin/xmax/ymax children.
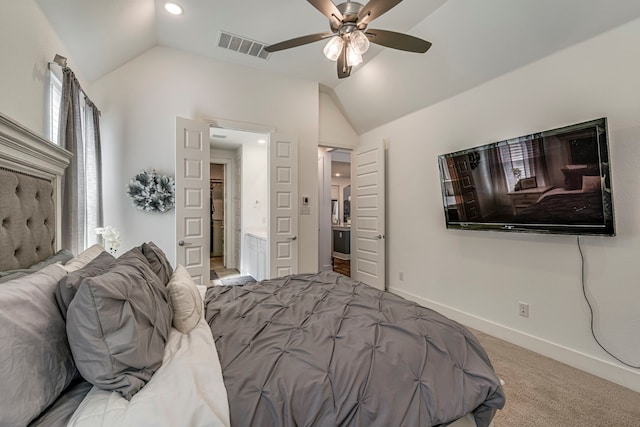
<box><xmin>577</xmin><ymin>235</ymin><xmax>640</xmax><ymax>369</ymax></box>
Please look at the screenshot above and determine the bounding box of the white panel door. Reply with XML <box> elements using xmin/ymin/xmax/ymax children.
<box><xmin>351</xmin><ymin>140</ymin><xmax>386</xmax><ymax>290</ymax></box>
<box><xmin>175</xmin><ymin>117</ymin><xmax>210</xmax><ymax>285</ymax></box>
<box><xmin>269</xmin><ymin>135</ymin><xmax>298</xmax><ymax>278</ymax></box>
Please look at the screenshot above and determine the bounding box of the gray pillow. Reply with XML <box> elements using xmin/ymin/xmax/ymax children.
<box><xmin>66</xmin><ymin>247</ymin><xmax>173</xmax><ymax>400</ymax></box>
<box><xmin>0</xmin><ymin>249</ymin><xmax>74</xmax><ymax>284</ymax></box>
<box><xmin>0</xmin><ymin>264</ymin><xmax>78</xmax><ymax>427</ymax></box>
<box><xmin>62</xmin><ymin>244</ymin><xmax>105</xmax><ymax>273</ymax></box>
<box><xmin>141</xmin><ymin>241</ymin><xmax>173</xmax><ymax>286</ymax></box>
<box><xmin>55</xmin><ymin>251</ymin><xmax>117</xmax><ymax>319</ymax></box>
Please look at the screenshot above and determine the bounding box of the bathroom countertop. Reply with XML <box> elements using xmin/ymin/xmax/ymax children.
<box><xmin>245</xmin><ymin>229</ymin><xmax>267</xmax><ymax>240</ymax></box>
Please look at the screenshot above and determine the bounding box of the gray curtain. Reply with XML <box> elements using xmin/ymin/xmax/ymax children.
<box><xmin>59</xmin><ymin>67</ymin><xmax>103</xmax><ymax>254</ymax></box>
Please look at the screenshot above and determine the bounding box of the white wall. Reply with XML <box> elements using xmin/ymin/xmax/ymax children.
<box><xmin>360</xmin><ymin>18</ymin><xmax>640</xmax><ymax>391</ymax></box>
<box><xmin>0</xmin><ymin>1</ymin><xmax>86</xmax><ymax>138</ymax></box>
<box><xmin>319</xmin><ymin>92</ymin><xmax>358</xmax><ymax>149</ymax></box>
<box><xmin>89</xmin><ymin>46</ymin><xmax>319</xmax><ymax>271</ymax></box>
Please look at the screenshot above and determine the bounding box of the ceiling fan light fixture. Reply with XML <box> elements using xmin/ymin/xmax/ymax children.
<box><xmin>323</xmin><ymin>36</ymin><xmax>344</xmax><ymax>61</ymax></box>
<box><xmin>266</xmin><ymin>0</ymin><xmax>432</xmax><ymax>79</ymax></box>
<box><xmin>346</xmin><ymin>44</ymin><xmax>363</xmax><ymax>67</ymax></box>
<box><xmin>349</xmin><ymin>30</ymin><xmax>370</xmax><ymax>55</ymax></box>
<box><xmin>164</xmin><ymin>2</ymin><xmax>183</xmax><ymax>15</ymax></box>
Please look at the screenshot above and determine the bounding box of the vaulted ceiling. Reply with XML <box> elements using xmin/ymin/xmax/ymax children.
<box><xmin>36</xmin><ymin>0</ymin><xmax>640</xmax><ymax>134</ymax></box>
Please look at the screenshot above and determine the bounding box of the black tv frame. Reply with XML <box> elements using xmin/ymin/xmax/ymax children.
<box><xmin>437</xmin><ymin>118</ymin><xmax>615</xmax><ymax>236</ymax></box>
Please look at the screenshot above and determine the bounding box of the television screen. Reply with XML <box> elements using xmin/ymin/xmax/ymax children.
<box><xmin>437</xmin><ymin>118</ymin><xmax>615</xmax><ymax>236</ymax></box>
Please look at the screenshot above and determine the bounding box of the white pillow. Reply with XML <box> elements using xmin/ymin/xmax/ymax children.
<box><xmin>167</xmin><ymin>265</ymin><xmax>203</xmax><ymax>333</ymax></box>
<box><xmin>62</xmin><ymin>244</ymin><xmax>106</xmax><ymax>272</ymax></box>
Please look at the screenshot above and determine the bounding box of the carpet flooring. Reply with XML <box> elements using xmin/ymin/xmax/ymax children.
<box><xmin>472</xmin><ymin>329</ymin><xmax>640</xmax><ymax>426</ymax></box>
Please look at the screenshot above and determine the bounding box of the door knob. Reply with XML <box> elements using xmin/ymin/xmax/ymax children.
<box><xmin>288</xmin><ymin>236</ymin><xmax>297</xmax><ymax>241</ymax></box>
<box><xmin>178</xmin><ymin>240</ymin><xmax>192</xmax><ymax>246</ymax></box>
<box><xmin>375</xmin><ymin>234</ymin><xmax>385</xmax><ymax>240</ymax></box>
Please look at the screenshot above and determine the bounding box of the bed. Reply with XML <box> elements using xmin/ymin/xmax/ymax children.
<box><xmin>513</xmin><ymin>187</ymin><xmax>604</xmax><ymax>224</ymax></box>
<box><xmin>205</xmin><ymin>272</ymin><xmax>505</xmax><ymax>427</ymax></box>
<box><xmin>0</xmin><ymin>112</ymin><xmax>505</xmax><ymax>427</ymax></box>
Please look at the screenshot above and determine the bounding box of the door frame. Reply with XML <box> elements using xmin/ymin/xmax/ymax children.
<box><xmin>204</xmin><ymin>117</ymin><xmax>277</xmax><ymax>278</ymax></box>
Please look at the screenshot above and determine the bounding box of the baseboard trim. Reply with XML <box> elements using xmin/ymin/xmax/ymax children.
<box><xmin>389</xmin><ymin>286</ymin><xmax>640</xmax><ymax>393</ymax></box>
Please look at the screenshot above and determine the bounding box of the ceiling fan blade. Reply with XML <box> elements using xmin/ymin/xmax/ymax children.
<box><xmin>337</xmin><ymin>45</ymin><xmax>351</xmax><ymax>79</ymax></box>
<box><xmin>264</xmin><ymin>32</ymin><xmax>334</xmax><ymax>53</ymax></box>
<box><xmin>365</xmin><ymin>29</ymin><xmax>432</xmax><ymax>53</ymax></box>
<box><xmin>307</xmin><ymin>0</ymin><xmax>343</xmax><ymax>25</ymax></box>
<box><xmin>357</xmin><ymin>0</ymin><xmax>403</xmax><ymax>26</ymax></box>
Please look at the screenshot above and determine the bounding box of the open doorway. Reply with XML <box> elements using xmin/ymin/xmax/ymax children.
<box><xmin>177</xmin><ymin>118</ymin><xmax>299</xmax><ymax>285</ymax></box>
<box><xmin>210</xmin><ymin>127</ymin><xmax>268</xmax><ymax>282</ymax></box>
<box><xmin>209</xmin><ymin>163</ymin><xmax>227</xmax><ymax>276</ymax></box>
<box><xmin>318</xmin><ymin>147</ymin><xmax>352</xmax><ymax>277</ymax></box>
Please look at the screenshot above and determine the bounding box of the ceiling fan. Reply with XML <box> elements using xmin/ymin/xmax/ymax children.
<box><xmin>264</xmin><ymin>0</ymin><xmax>432</xmax><ymax>79</ymax></box>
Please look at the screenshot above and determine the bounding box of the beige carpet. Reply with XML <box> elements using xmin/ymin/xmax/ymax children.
<box><xmin>472</xmin><ymin>329</ymin><xmax>640</xmax><ymax>426</ymax></box>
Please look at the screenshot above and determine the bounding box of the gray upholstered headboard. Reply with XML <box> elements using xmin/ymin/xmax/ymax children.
<box><xmin>0</xmin><ymin>113</ymin><xmax>72</xmax><ymax>270</ymax></box>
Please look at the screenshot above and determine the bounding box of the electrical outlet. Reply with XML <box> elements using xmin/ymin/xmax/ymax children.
<box><xmin>399</xmin><ymin>272</ymin><xmax>404</xmax><ymax>281</ymax></box>
<box><xmin>518</xmin><ymin>302</ymin><xmax>529</xmax><ymax>318</ymax></box>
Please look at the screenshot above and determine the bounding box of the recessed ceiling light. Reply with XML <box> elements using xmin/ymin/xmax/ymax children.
<box><xmin>335</xmin><ymin>173</ymin><xmax>341</xmax><ymax>177</ymax></box>
<box><xmin>164</xmin><ymin>2</ymin><xmax>183</xmax><ymax>15</ymax></box>
<box><xmin>258</xmin><ymin>139</ymin><xmax>266</xmax><ymax>144</ymax></box>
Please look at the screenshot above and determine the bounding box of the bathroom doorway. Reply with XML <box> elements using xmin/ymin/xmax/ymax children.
<box><xmin>318</xmin><ymin>147</ymin><xmax>352</xmax><ymax>277</ymax></box>
<box><xmin>210</xmin><ymin>163</ymin><xmax>225</xmax><ymax>273</ymax></box>
<box><xmin>210</xmin><ymin>127</ymin><xmax>269</xmax><ymax>281</ymax></box>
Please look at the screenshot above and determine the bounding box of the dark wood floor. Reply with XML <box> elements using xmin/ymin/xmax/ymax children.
<box><xmin>333</xmin><ymin>257</ymin><xmax>350</xmax><ymax>277</ymax></box>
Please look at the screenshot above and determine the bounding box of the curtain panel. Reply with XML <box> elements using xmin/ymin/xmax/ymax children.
<box><xmin>59</xmin><ymin>68</ymin><xmax>103</xmax><ymax>254</ymax></box>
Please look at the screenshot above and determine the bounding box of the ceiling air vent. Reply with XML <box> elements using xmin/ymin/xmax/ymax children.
<box><xmin>218</xmin><ymin>31</ymin><xmax>270</xmax><ymax>60</ymax></box>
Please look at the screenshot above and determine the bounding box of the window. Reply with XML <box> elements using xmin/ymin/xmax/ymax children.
<box><xmin>49</xmin><ymin>66</ymin><xmax>103</xmax><ymax>253</ymax></box>
<box><xmin>48</xmin><ymin>69</ymin><xmax>62</xmax><ymax>145</ymax></box>
<box><xmin>499</xmin><ymin>138</ymin><xmax>547</xmax><ymax>191</ymax></box>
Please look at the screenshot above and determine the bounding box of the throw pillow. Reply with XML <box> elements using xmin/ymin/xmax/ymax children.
<box><xmin>55</xmin><ymin>251</ymin><xmax>117</xmax><ymax>319</ymax></box>
<box><xmin>582</xmin><ymin>175</ymin><xmax>601</xmax><ymax>193</ymax></box>
<box><xmin>0</xmin><ymin>264</ymin><xmax>78</xmax><ymax>426</ymax></box>
<box><xmin>167</xmin><ymin>265</ymin><xmax>203</xmax><ymax>333</ymax></box>
<box><xmin>66</xmin><ymin>247</ymin><xmax>173</xmax><ymax>400</ymax></box>
<box><xmin>141</xmin><ymin>241</ymin><xmax>173</xmax><ymax>286</ymax></box>
<box><xmin>561</xmin><ymin>167</ymin><xmax>587</xmax><ymax>190</ymax></box>
<box><xmin>62</xmin><ymin>244</ymin><xmax>106</xmax><ymax>272</ymax></box>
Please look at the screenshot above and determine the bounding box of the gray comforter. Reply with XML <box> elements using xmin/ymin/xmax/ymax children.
<box><xmin>204</xmin><ymin>272</ymin><xmax>505</xmax><ymax>427</ymax></box>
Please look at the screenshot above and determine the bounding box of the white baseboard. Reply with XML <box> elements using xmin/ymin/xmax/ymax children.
<box><xmin>389</xmin><ymin>286</ymin><xmax>640</xmax><ymax>393</ymax></box>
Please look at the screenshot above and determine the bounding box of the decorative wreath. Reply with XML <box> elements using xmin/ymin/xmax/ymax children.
<box><xmin>126</xmin><ymin>170</ymin><xmax>175</xmax><ymax>213</ymax></box>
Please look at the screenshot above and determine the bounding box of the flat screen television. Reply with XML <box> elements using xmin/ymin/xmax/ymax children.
<box><xmin>437</xmin><ymin>118</ymin><xmax>615</xmax><ymax>236</ymax></box>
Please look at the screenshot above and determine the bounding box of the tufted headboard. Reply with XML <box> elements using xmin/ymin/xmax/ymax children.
<box><xmin>0</xmin><ymin>113</ymin><xmax>72</xmax><ymax>271</ymax></box>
